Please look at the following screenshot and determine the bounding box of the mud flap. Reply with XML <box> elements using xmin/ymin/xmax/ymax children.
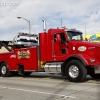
<box><xmin>18</xmin><ymin>64</ymin><xmax>24</xmax><ymax>74</ymax></box>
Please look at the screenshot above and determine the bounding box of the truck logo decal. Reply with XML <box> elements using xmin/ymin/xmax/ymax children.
<box><xmin>78</xmin><ymin>46</ymin><xmax>86</xmax><ymax>52</ymax></box>
<box><xmin>10</xmin><ymin>54</ymin><xmax>16</xmax><ymax>58</ymax></box>
<box><xmin>17</xmin><ymin>50</ymin><xmax>30</xmax><ymax>59</ymax></box>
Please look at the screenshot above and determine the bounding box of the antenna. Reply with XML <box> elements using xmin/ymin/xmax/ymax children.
<box><xmin>85</xmin><ymin>25</ymin><xmax>86</xmax><ymax>38</ymax></box>
<box><xmin>61</xmin><ymin>19</ymin><xmax>62</xmax><ymax>27</ymax></box>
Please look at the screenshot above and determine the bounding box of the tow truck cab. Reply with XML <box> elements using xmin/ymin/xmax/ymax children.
<box><xmin>40</xmin><ymin>28</ymin><xmax>83</xmax><ymax>62</ymax></box>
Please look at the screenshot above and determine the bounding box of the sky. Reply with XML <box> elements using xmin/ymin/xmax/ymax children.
<box><xmin>0</xmin><ymin>0</ymin><xmax>100</xmax><ymax>40</ymax></box>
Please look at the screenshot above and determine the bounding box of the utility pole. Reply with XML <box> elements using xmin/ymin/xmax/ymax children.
<box><xmin>17</xmin><ymin>17</ymin><xmax>31</xmax><ymax>39</ymax></box>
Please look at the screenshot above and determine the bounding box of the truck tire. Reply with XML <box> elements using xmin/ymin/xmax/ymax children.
<box><xmin>65</xmin><ymin>60</ymin><xmax>87</xmax><ymax>82</ymax></box>
<box><xmin>90</xmin><ymin>74</ymin><xmax>100</xmax><ymax>79</ymax></box>
<box><xmin>0</xmin><ymin>62</ymin><xmax>11</xmax><ymax>77</ymax></box>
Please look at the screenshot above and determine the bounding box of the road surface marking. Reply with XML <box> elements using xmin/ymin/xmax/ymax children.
<box><xmin>0</xmin><ymin>86</ymin><xmax>76</xmax><ymax>99</ymax></box>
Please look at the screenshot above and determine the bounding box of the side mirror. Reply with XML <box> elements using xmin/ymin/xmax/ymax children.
<box><xmin>85</xmin><ymin>38</ymin><xmax>88</xmax><ymax>41</ymax></box>
<box><xmin>56</xmin><ymin>34</ymin><xmax>61</xmax><ymax>43</ymax></box>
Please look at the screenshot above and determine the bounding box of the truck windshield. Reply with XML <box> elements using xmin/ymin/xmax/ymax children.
<box><xmin>67</xmin><ymin>31</ymin><xmax>83</xmax><ymax>40</ymax></box>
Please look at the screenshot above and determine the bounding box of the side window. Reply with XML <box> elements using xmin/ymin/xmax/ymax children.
<box><xmin>60</xmin><ymin>33</ymin><xmax>66</xmax><ymax>42</ymax></box>
<box><xmin>54</xmin><ymin>33</ymin><xmax>66</xmax><ymax>43</ymax></box>
<box><xmin>54</xmin><ymin>34</ymin><xmax>57</xmax><ymax>42</ymax></box>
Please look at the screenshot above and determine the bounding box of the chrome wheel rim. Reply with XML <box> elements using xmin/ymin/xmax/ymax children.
<box><xmin>69</xmin><ymin>65</ymin><xmax>79</xmax><ymax>78</ymax></box>
<box><xmin>1</xmin><ymin>66</ymin><xmax>6</xmax><ymax>74</ymax></box>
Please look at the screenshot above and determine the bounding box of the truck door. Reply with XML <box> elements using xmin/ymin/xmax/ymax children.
<box><xmin>52</xmin><ymin>32</ymin><xmax>67</xmax><ymax>60</ymax></box>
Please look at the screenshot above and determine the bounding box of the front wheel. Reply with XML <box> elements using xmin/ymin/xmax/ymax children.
<box><xmin>0</xmin><ymin>62</ymin><xmax>11</xmax><ymax>77</ymax></box>
<box><xmin>65</xmin><ymin>60</ymin><xmax>87</xmax><ymax>82</ymax></box>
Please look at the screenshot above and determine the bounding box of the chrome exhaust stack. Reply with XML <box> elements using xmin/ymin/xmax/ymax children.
<box><xmin>42</xmin><ymin>18</ymin><xmax>46</xmax><ymax>32</ymax></box>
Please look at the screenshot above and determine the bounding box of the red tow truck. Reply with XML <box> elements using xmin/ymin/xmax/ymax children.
<box><xmin>0</xmin><ymin>19</ymin><xmax>100</xmax><ymax>82</ymax></box>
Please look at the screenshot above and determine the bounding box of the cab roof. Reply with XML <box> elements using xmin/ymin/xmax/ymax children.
<box><xmin>67</xmin><ymin>29</ymin><xmax>83</xmax><ymax>34</ymax></box>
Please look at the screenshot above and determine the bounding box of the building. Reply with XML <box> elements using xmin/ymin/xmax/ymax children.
<box><xmin>83</xmin><ymin>33</ymin><xmax>100</xmax><ymax>42</ymax></box>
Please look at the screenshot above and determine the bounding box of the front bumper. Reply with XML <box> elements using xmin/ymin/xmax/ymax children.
<box><xmin>94</xmin><ymin>65</ymin><xmax>100</xmax><ymax>74</ymax></box>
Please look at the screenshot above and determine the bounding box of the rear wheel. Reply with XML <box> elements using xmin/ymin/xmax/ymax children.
<box><xmin>65</xmin><ymin>60</ymin><xmax>87</xmax><ymax>82</ymax></box>
<box><xmin>0</xmin><ymin>62</ymin><xmax>11</xmax><ymax>77</ymax></box>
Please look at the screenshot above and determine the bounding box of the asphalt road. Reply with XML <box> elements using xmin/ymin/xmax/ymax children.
<box><xmin>0</xmin><ymin>72</ymin><xmax>100</xmax><ymax>100</ymax></box>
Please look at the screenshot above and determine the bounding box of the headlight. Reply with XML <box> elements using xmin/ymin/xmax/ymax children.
<box><xmin>90</xmin><ymin>58</ymin><xmax>95</xmax><ymax>63</ymax></box>
<box><xmin>78</xmin><ymin>46</ymin><xmax>86</xmax><ymax>52</ymax></box>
